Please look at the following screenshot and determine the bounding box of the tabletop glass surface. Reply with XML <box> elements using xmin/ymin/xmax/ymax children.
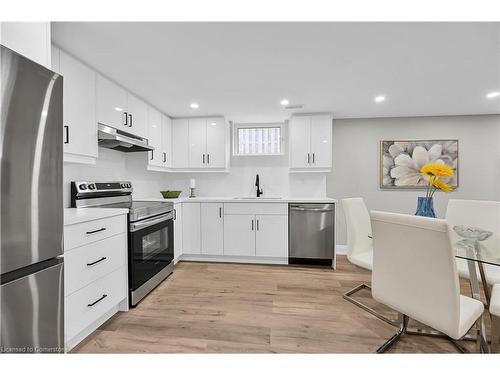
<box><xmin>452</xmin><ymin>225</ymin><xmax>500</xmax><ymax>267</ymax></box>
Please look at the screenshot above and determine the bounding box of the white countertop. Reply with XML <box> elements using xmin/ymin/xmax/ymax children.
<box><xmin>64</xmin><ymin>208</ymin><xmax>129</xmax><ymax>226</ymax></box>
<box><xmin>134</xmin><ymin>196</ymin><xmax>338</xmax><ymax>204</ymax></box>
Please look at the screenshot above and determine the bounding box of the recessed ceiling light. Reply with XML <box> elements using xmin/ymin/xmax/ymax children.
<box><xmin>374</xmin><ymin>95</ymin><xmax>386</xmax><ymax>103</ymax></box>
<box><xmin>114</xmin><ymin>107</ymin><xmax>123</xmax><ymax>112</ymax></box>
<box><xmin>280</xmin><ymin>99</ymin><xmax>289</xmax><ymax>106</ymax></box>
<box><xmin>190</xmin><ymin>103</ymin><xmax>199</xmax><ymax>109</ymax></box>
<box><xmin>210</xmin><ymin>122</ymin><xmax>217</xmax><ymax>126</ymax></box>
<box><xmin>486</xmin><ymin>91</ymin><xmax>500</xmax><ymax>99</ymax></box>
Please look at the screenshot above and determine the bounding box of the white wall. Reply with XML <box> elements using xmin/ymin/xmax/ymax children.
<box><xmin>328</xmin><ymin>114</ymin><xmax>500</xmax><ymax>245</ymax></box>
<box><xmin>64</xmin><ymin>149</ymin><xmax>326</xmax><ymax>207</ymax></box>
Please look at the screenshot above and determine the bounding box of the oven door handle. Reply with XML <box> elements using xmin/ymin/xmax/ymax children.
<box><xmin>129</xmin><ymin>212</ymin><xmax>173</xmax><ymax>232</ymax></box>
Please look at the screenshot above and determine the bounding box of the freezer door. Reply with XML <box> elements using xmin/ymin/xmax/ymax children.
<box><xmin>0</xmin><ymin>45</ymin><xmax>63</xmax><ymax>274</ymax></box>
<box><xmin>0</xmin><ymin>261</ymin><xmax>64</xmax><ymax>353</ymax></box>
<box><xmin>289</xmin><ymin>204</ymin><xmax>335</xmax><ymax>259</ymax></box>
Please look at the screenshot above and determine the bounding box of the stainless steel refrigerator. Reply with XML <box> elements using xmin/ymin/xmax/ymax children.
<box><xmin>0</xmin><ymin>45</ymin><xmax>64</xmax><ymax>353</ymax></box>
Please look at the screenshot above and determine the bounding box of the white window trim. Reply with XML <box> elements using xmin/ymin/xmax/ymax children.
<box><xmin>232</xmin><ymin>122</ymin><xmax>287</xmax><ymax>156</ymax></box>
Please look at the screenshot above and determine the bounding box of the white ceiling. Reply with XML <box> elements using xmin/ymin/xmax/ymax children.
<box><xmin>52</xmin><ymin>22</ymin><xmax>500</xmax><ymax>122</ymax></box>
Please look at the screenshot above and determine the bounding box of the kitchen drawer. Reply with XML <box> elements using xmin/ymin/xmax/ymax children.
<box><xmin>64</xmin><ymin>215</ymin><xmax>126</xmax><ymax>251</ymax></box>
<box><xmin>65</xmin><ymin>267</ymin><xmax>126</xmax><ymax>341</ymax></box>
<box><xmin>64</xmin><ymin>233</ymin><xmax>127</xmax><ymax>296</ymax></box>
<box><xmin>224</xmin><ymin>203</ymin><xmax>287</xmax><ymax>216</ymax></box>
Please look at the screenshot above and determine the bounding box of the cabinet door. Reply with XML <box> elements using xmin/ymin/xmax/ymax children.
<box><xmin>223</xmin><ymin>215</ymin><xmax>256</xmax><ymax>256</ymax></box>
<box><xmin>147</xmin><ymin>107</ymin><xmax>163</xmax><ymax>167</ymax></box>
<box><xmin>162</xmin><ymin>115</ymin><xmax>172</xmax><ymax>168</ymax></box>
<box><xmin>188</xmin><ymin>118</ymin><xmax>207</xmax><ymax>168</ymax></box>
<box><xmin>126</xmin><ymin>94</ymin><xmax>148</xmax><ymax>138</ymax></box>
<box><xmin>173</xmin><ymin>203</ymin><xmax>183</xmax><ymax>261</ymax></box>
<box><xmin>96</xmin><ymin>75</ymin><xmax>127</xmax><ymax>129</ymax></box>
<box><xmin>171</xmin><ymin>119</ymin><xmax>189</xmax><ymax>168</ymax></box>
<box><xmin>255</xmin><ymin>215</ymin><xmax>288</xmax><ymax>258</ymax></box>
<box><xmin>289</xmin><ymin>116</ymin><xmax>311</xmax><ymax>168</ymax></box>
<box><xmin>201</xmin><ymin>203</ymin><xmax>224</xmax><ymax>255</ymax></box>
<box><xmin>310</xmin><ymin>115</ymin><xmax>332</xmax><ymax>169</ymax></box>
<box><xmin>59</xmin><ymin>50</ymin><xmax>98</xmax><ymax>161</ymax></box>
<box><xmin>1</xmin><ymin>22</ymin><xmax>51</xmax><ymax>68</ymax></box>
<box><xmin>51</xmin><ymin>45</ymin><xmax>60</xmax><ymax>73</ymax></box>
<box><xmin>182</xmin><ymin>203</ymin><xmax>201</xmax><ymax>254</ymax></box>
<box><xmin>205</xmin><ymin>117</ymin><xmax>226</xmax><ymax>168</ymax></box>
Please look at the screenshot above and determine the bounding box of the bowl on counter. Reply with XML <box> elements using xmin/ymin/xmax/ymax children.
<box><xmin>160</xmin><ymin>190</ymin><xmax>182</xmax><ymax>199</ymax></box>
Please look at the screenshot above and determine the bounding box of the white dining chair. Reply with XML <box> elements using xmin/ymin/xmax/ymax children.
<box><xmin>491</xmin><ymin>284</ymin><xmax>500</xmax><ymax>353</ymax></box>
<box><xmin>342</xmin><ymin>198</ymin><xmax>396</xmax><ymax>325</ymax></box>
<box><xmin>371</xmin><ymin>211</ymin><xmax>485</xmax><ymax>353</ymax></box>
<box><xmin>445</xmin><ymin>199</ymin><xmax>500</xmax><ymax>289</ymax></box>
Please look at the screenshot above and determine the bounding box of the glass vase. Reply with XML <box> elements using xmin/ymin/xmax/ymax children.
<box><xmin>415</xmin><ymin>196</ymin><xmax>436</xmax><ymax>218</ymax></box>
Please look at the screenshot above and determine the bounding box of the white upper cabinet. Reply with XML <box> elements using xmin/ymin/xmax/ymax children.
<box><xmin>96</xmin><ymin>75</ymin><xmax>128</xmax><ymax>130</ymax></box>
<box><xmin>147</xmin><ymin>107</ymin><xmax>163</xmax><ymax>167</ymax></box>
<box><xmin>1</xmin><ymin>22</ymin><xmax>51</xmax><ymax>68</ymax></box>
<box><xmin>58</xmin><ymin>49</ymin><xmax>98</xmax><ymax>164</ymax></box>
<box><xmin>126</xmin><ymin>94</ymin><xmax>148</xmax><ymax>138</ymax></box>
<box><xmin>289</xmin><ymin>114</ymin><xmax>332</xmax><ymax>171</ymax></box>
<box><xmin>205</xmin><ymin>117</ymin><xmax>226</xmax><ymax>168</ymax></box>
<box><xmin>172</xmin><ymin>119</ymin><xmax>189</xmax><ymax>168</ymax></box>
<box><xmin>201</xmin><ymin>203</ymin><xmax>224</xmax><ymax>255</ymax></box>
<box><xmin>188</xmin><ymin>118</ymin><xmax>207</xmax><ymax>168</ymax></box>
<box><xmin>161</xmin><ymin>115</ymin><xmax>172</xmax><ymax>168</ymax></box>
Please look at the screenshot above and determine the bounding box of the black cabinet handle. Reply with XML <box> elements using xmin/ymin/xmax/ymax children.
<box><xmin>202</xmin><ymin>154</ymin><xmax>205</xmax><ymax>164</ymax></box>
<box><xmin>64</xmin><ymin>125</ymin><xmax>69</xmax><ymax>144</ymax></box>
<box><xmin>257</xmin><ymin>219</ymin><xmax>259</xmax><ymax>231</ymax></box>
<box><xmin>219</xmin><ymin>207</ymin><xmax>222</xmax><ymax>218</ymax></box>
<box><xmin>86</xmin><ymin>257</ymin><xmax>107</xmax><ymax>266</ymax></box>
<box><xmin>87</xmin><ymin>294</ymin><xmax>107</xmax><ymax>307</ymax></box>
<box><xmin>313</xmin><ymin>153</ymin><xmax>315</xmax><ymax>163</ymax></box>
<box><xmin>150</xmin><ymin>150</ymin><xmax>154</xmax><ymax>161</ymax></box>
<box><xmin>123</xmin><ymin>111</ymin><xmax>128</xmax><ymax>126</ymax></box>
<box><xmin>129</xmin><ymin>113</ymin><xmax>133</xmax><ymax>127</ymax></box>
<box><xmin>251</xmin><ymin>219</ymin><xmax>254</xmax><ymax>231</ymax></box>
<box><xmin>207</xmin><ymin>154</ymin><xmax>210</xmax><ymax>164</ymax></box>
<box><xmin>86</xmin><ymin>227</ymin><xmax>106</xmax><ymax>235</ymax></box>
<box><xmin>307</xmin><ymin>153</ymin><xmax>310</xmax><ymax>164</ymax></box>
<box><xmin>163</xmin><ymin>152</ymin><xmax>166</xmax><ymax>163</ymax></box>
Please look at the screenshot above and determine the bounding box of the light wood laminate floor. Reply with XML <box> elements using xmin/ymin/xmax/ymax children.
<box><xmin>73</xmin><ymin>256</ymin><xmax>486</xmax><ymax>353</ymax></box>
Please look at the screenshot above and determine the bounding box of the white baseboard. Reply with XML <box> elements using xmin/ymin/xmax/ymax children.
<box><xmin>336</xmin><ymin>245</ymin><xmax>347</xmax><ymax>255</ymax></box>
<box><xmin>180</xmin><ymin>254</ymin><xmax>288</xmax><ymax>265</ymax></box>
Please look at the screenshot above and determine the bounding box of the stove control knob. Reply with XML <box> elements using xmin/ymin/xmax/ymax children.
<box><xmin>127</xmin><ymin>183</ymin><xmax>132</xmax><ymax>188</ymax></box>
<box><xmin>120</xmin><ymin>183</ymin><xmax>126</xmax><ymax>188</ymax></box>
<box><xmin>78</xmin><ymin>184</ymin><xmax>87</xmax><ymax>190</ymax></box>
<box><xmin>88</xmin><ymin>184</ymin><xmax>96</xmax><ymax>190</ymax></box>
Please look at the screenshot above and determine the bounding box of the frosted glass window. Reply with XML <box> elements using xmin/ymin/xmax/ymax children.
<box><xmin>236</xmin><ymin>127</ymin><xmax>282</xmax><ymax>155</ymax></box>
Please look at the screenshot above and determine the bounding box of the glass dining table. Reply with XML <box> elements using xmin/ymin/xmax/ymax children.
<box><xmin>453</xmin><ymin>225</ymin><xmax>500</xmax><ymax>353</ymax></box>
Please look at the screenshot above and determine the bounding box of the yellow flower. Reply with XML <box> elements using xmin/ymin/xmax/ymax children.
<box><xmin>432</xmin><ymin>178</ymin><xmax>453</xmax><ymax>193</ymax></box>
<box><xmin>420</xmin><ymin>162</ymin><xmax>454</xmax><ymax>178</ymax></box>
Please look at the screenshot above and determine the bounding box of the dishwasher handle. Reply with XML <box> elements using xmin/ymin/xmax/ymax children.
<box><xmin>290</xmin><ymin>206</ymin><xmax>334</xmax><ymax>213</ymax></box>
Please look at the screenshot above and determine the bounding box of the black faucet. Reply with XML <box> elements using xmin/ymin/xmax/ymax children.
<box><xmin>255</xmin><ymin>174</ymin><xmax>263</xmax><ymax>197</ymax></box>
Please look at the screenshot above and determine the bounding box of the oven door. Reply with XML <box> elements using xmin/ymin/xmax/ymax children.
<box><xmin>128</xmin><ymin>212</ymin><xmax>174</xmax><ymax>292</ymax></box>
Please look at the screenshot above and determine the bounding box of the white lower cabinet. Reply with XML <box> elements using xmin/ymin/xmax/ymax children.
<box><xmin>201</xmin><ymin>203</ymin><xmax>224</xmax><ymax>255</ymax></box>
<box><xmin>182</xmin><ymin>203</ymin><xmax>201</xmax><ymax>254</ymax></box>
<box><xmin>173</xmin><ymin>203</ymin><xmax>183</xmax><ymax>261</ymax></box>
<box><xmin>63</xmin><ymin>213</ymin><xmax>128</xmax><ymax>350</ymax></box>
<box><xmin>223</xmin><ymin>214</ymin><xmax>256</xmax><ymax>256</ymax></box>
<box><xmin>255</xmin><ymin>215</ymin><xmax>288</xmax><ymax>258</ymax></box>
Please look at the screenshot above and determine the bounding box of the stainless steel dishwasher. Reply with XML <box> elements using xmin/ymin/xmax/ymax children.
<box><xmin>289</xmin><ymin>203</ymin><xmax>335</xmax><ymax>267</ymax></box>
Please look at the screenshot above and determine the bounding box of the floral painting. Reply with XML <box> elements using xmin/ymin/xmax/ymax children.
<box><xmin>380</xmin><ymin>140</ymin><xmax>458</xmax><ymax>189</ymax></box>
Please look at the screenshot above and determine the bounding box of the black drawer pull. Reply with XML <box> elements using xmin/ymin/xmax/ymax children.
<box><xmin>86</xmin><ymin>227</ymin><xmax>106</xmax><ymax>235</ymax></box>
<box><xmin>64</xmin><ymin>125</ymin><xmax>69</xmax><ymax>144</ymax></box>
<box><xmin>87</xmin><ymin>294</ymin><xmax>107</xmax><ymax>307</ymax></box>
<box><xmin>86</xmin><ymin>257</ymin><xmax>107</xmax><ymax>266</ymax></box>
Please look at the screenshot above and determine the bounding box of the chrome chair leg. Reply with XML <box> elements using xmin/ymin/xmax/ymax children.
<box><xmin>343</xmin><ymin>283</ymin><xmax>398</xmax><ymax>326</ymax></box>
<box><xmin>376</xmin><ymin>314</ymin><xmax>409</xmax><ymax>353</ymax></box>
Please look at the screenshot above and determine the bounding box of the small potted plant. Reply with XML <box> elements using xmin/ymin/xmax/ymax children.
<box><xmin>416</xmin><ymin>162</ymin><xmax>454</xmax><ymax>217</ymax></box>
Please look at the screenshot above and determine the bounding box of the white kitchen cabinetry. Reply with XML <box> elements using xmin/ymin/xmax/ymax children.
<box><xmin>172</xmin><ymin>119</ymin><xmax>189</xmax><ymax>168</ymax></box>
<box><xmin>255</xmin><ymin>215</ymin><xmax>288</xmax><ymax>258</ymax></box>
<box><xmin>147</xmin><ymin>107</ymin><xmax>163</xmax><ymax>167</ymax></box>
<box><xmin>173</xmin><ymin>203</ymin><xmax>183</xmax><ymax>262</ymax></box>
<box><xmin>182</xmin><ymin>203</ymin><xmax>201</xmax><ymax>254</ymax></box>
<box><xmin>205</xmin><ymin>117</ymin><xmax>226</xmax><ymax>168</ymax></box>
<box><xmin>96</xmin><ymin>75</ymin><xmax>128</xmax><ymax>130</ymax></box>
<box><xmin>188</xmin><ymin>118</ymin><xmax>207</xmax><ymax>168</ymax></box>
<box><xmin>201</xmin><ymin>203</ymin><xmax>224</xmax><ymax>255</ymax></box>
<box><xmin>63</xmin><ymin>213</ymin><xmax>128</xmax><ymax>351</ymax></box>
<box><xmin>1</xmin><ymin>22</ymin><xmax>51</xmax><ymax>68</ymax></box>
<box><xmin>289</xmin><ymin>114</ymin><xmax>332</xmax><ymax>171</ymax></box>
<box><xmin>126</xmin><ymin>94</ymin><xmax>148</xmax><ymax>138</ymax></box>
<box><xmin>52</xmin><ymin>47</ymin><xmax>98</xmax><ymax>164</ymax></box>
<box><xmin>162</xmin><ymin>115</ymin><xmax>172</xmax><ymax>168</ymax></box>
<box><xmin>223</xmin><ymin>214</ymin><xmax>256</xmax><ymax>256</ymax></box>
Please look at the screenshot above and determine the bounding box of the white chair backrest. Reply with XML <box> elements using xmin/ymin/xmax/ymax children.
<box><xmin>370</xmin><ymin>210</ymin><xmax>461</xmax><ymax>339</ymax></box>
<box><xmin>445</xmin><ymin>199</ymin><xmax>500</xmax><ymax>254</ymax></box>
<box><xmin>342</xmin><ymin>198</ymin><xmax>373</xmax><ymax>261</ymax></box>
